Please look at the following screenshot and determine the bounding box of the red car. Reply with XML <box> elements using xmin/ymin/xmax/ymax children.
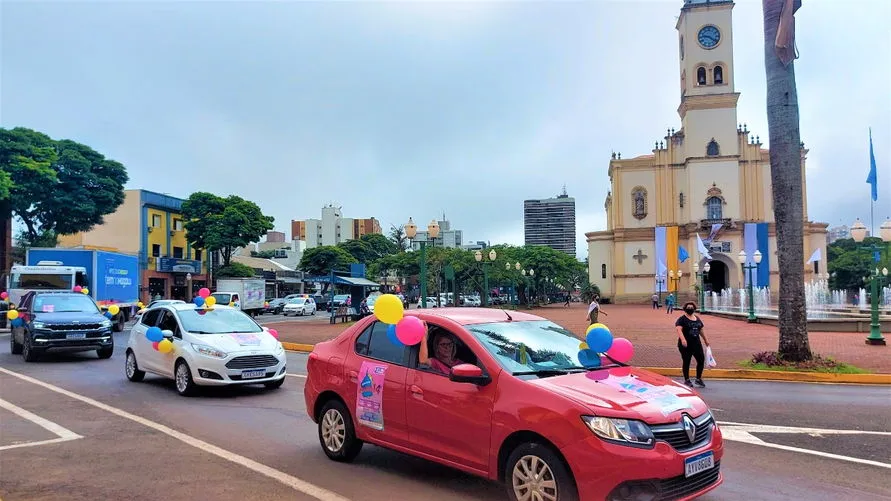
<box><xmin>304</xmin><ymin>308</ymin><xmax>724</xmax><ymax>501</ymax></box>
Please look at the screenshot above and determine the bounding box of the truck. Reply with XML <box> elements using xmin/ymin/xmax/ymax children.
<box><xmin>8</xmin><ymin>248</ymin><xmax>141</xmax><ymax>331</ymax></box>
<box><xmin>211</xmin><ymin>278</ymin><xmax>266</xmax><ymax>317</ymax></box>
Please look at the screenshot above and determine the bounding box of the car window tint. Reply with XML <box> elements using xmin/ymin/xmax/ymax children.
<box><xmin>355</xmin><ymin>324</ymin><xmax>373</xmax><ymax>355</ymax></box>
<box><xmin>365</xmin><ymin>321</ymin><xmax>407</xmax><ymax>365</ymax></box>
<box><xmin>141</xmin><ymin>309</ymin><xmax>162</xmax><ymax>326</ymax></box>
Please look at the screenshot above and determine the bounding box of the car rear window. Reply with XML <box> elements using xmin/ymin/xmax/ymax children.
<box><xmin>355</xmin><ymin>321</ymin><xmax>407</xmax><ymax>365</ymax></box>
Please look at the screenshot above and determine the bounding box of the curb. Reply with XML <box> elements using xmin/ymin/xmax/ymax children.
<box><xmin>280</xmin><ymin>343</ymin><xmax>891</xmax><ymax>385</ymax></box>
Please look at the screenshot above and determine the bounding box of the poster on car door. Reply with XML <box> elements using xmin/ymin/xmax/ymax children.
<box><xmin>356</xmin><ymin>361</ymin><xmax>387</xmax><ymax>431</ymax></box>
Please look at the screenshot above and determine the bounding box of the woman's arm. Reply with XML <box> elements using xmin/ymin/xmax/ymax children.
<box><xmin>419</xmin><ymin>324</ymin><xmax>431</xmax><ymax>364</ymax></box>
<box><xmin>676</xmin><ymin>325</ymin><xmax>687</xmax><ymax>346</ymax></box>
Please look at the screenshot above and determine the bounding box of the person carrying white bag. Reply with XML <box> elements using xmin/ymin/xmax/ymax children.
<box><xmin>675</xmin><ymin>301</ymin><xmax>712</xmax><ymax>388</ymax></box>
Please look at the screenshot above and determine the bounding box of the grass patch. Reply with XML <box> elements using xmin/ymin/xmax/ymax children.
<box><xmin>739</xmin><ymin>351</ymin><xmax>869</xmax><ymax>374</ymax></box>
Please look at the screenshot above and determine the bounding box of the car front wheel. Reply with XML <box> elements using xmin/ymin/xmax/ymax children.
<box><xmin>175</xmin><ymin>360</ymin><xmax>198</xmax><ymax>396</ymax></box>
<box><xmin>505</xmin><ymin>443</ymin><xmax>578</xmax><ymax>501</ymax></box>
<box><xmin>318</xmin><ymin>399</ymin><xmax>363</xmax><ymax>462</ymax></box>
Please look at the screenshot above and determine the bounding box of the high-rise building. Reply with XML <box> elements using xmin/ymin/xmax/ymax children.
<box><xmin>524</xmin><ymin>188</ymin><xmax>576</xmax><ymax>256</ymax></box>
<box><xmin>291</xmin><ymin>204</ymin><xmax>381</xmax><ymax>249</ymax></box>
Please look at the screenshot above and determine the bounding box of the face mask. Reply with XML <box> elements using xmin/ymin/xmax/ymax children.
<box><xmin>684</xmin><ymin>308</ymin><xmax>695</xmax><ymax>314</ymax></box>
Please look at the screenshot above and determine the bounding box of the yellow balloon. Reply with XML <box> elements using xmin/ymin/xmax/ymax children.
<box><xmin>7</xmin><ymin>310</ymin><xmax>19</xmax><ymax>320</ymax></box>
<box><xmin>586</xmin><ymin>322</ymin><xmax>609</xmax><ymax>335</ymax></box>
<box><xmin>81</xmin><ymin>288</ymin><xmax>89</xmax><ymax>295</ymax></box>
<box><xmin>579</xmin><ymin>342</ymin><xmax>589</xmax><ymax>350</ymax></box>
<box><xmin>157</xmin><ymin>339</ymin><xmax>173</xmax><ymax>354</ymax></box>
<box><xmin>204</xmin><ymin>296</ymin><xmax>217</xmax><ymax>307</ymax></box>
<box><xmin>373</xmin><ymin>294</ymin><xmax>404</xmax><ymax>324</ymax></box>
<box><xmin>108</xmin><ymin>305</ymin><xmax>120</xmax><ymax>315</ymax></box>
<box><xmin>229</xmin><ymin>302</ymin><xmax>235</xmax><ymax>307</ymax></box>
<box><xmin>137</xmin><ymin>302</ymin><xmax>145</xmax><ymax>309</ymax></box>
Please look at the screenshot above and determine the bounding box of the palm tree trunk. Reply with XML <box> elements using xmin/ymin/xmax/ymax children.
<box><xmin>763</xmin><ymin>0</ymin><xmax>811</xmax><ymax>361</ymax></box>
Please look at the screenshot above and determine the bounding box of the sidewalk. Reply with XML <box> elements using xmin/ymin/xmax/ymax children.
<box><xmin>272</xmin><ymin>304</ymin><xmax>891</xmax><ymax>374</ymax></box>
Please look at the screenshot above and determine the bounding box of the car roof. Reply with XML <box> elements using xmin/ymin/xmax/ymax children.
<box><xmin>165</xmin><ymin>303</ymin><xmax>238</xmax><ymax>312</ymax></box>
<box><xmin>411</xmin><ymin>307</ymin><xmax>544</xmax><ymax>326</ymax></box>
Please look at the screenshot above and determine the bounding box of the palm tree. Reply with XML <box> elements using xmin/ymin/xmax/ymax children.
<box><xmin>763</xmin><ymin>0</ymin><xmax>811</xmax><ymax>361</ymax></box>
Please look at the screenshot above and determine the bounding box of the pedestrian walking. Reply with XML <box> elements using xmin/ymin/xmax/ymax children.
<box><xmin>563</xmin><ymin>292</ymin><xmax>570</xmax><ymax>307</ymax></box>
<box><xmin>586</xmin><ymin>295</ymin><xmax>608</xmax><ymax>325</ymax></box>
<box><xmin>675</xmin><ymin>301</ymin><xmax>711</xmax><ymax>388</ymax></box>
<box><xmin>665</xmin><ymin>293</ymin><xmax>675</xmax><ymax>314</ymax></box>
<box><xmin>651</xmin><ymin>293</ymin><xmax>659</xmax><ymax>309</ymax></box>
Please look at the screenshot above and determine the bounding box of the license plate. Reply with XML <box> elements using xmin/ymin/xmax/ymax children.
<box><xmin>241</xmin><ymin>369</ymin><xmax>266</xmax><ymax>379</ymax></box>
<box><xmin>684</xmin><ymin>451</ymin><xmax>715</xmax><ymax>478</ymax></box>
<box><xmin>66</xmin><ymin>333</ymin><xmax>87</xmax><ymax>340</ymax></box>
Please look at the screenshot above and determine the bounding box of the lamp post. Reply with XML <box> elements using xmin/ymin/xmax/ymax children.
<box><xmin>668</xmin><ymin>270</ymin><xmax>682</xmax><ymax>298</ymax></box>
<box><xmin>405</xmin><ymin>217</ymin><xmax>440</xmax><ymax>309</ymax></box>
<box><xmin>186</xmin><ymin>273</ymin><xmax>193</xmax><ymax>301</ymax></box>
<box><xmin>738</xmin><ymin>250</ymin><xmax>763</xmax><ymax>323</ymax></box>
<box><xmin>693</xmin><ymin>262</ymin><xmax>710</xmax><ymax>312</ymax></box>
<box><xmin>655</xmin><ymin>274</ymin><xmax>666</xmax><ymax>303</ymax></box>
<box><xmin>851</xmin><ymin>217</ymin><xmax>891</xmax><ymax>345</ymax></box>
<box><xmin>474</xmin><ymin>248</ymin><xmax>497</xmax><ymax>307</ymax></box>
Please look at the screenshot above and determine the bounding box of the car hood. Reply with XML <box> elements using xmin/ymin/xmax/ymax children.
<box><xmin>188</xmin><ymin>331</ymin><xmax>281</xmax><ymax>352</ymax></box>
<box><xmin>33</xmin><ymin>311</ymin><xmax>108</xmax><ymax>324</ymax></box>
<box><xmin>528</xmin><ymin>367</ymin><xmax>709</xmax><ymax>423</ymax></box>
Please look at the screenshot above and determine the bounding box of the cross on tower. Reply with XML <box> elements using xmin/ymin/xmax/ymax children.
<box><xmin>633</xmin><ymin>249</ymin><xmax>648</xmax><ymax>265</ymax></box>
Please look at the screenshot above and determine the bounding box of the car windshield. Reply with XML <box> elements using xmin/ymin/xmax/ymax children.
<box><xmin>468</xmin><ymin>320</ymin><xmax>618</xmax><ymax>374</ymax></box>
<box><xmin>34</xmin><ymin>294</ymin><xmax>100</xmax><ymax>314</ymax></box>
<box><xmin>288</xmin><ymin>298</ymin><xmax>306</xmax><ymax>305</ymax></box>
<box><xmin>177</xmin><ymin>307</ymin><xmax>262</xmax><ymax>334</ymax></box>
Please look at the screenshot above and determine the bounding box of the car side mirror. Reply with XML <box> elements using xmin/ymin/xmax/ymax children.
<box><xmin>161</xmin><ymin>329</ymin><xmax>174</xmax><ymax>339</ymax></box>
<box><xmin>449</xmin><ymin>363</ymin><xmax>490</xmax><ymax>386</ymax></box>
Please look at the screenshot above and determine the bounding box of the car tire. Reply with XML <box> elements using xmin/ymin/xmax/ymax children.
<box><xmin>318</xmin><ymin>399</ymin><xmax>363</xmax><ymax>462</ymax></box>
<box><xmin>10</xmin><ymin>330</ymin><xmax>23</xmax><ymax>355</ymax></box>
<box><xmin>125</xmin><ymin>350</ymin><xmax>145</xmax><ymax>381</ymax></box>
<box><xmin>505</xmin><ymin>442</ymin><xmax>578</xmax><ymax>501</ymax></box>
<box><xmin>264</xmin><ymin>377</ymin><xmax>285</xmax><ymax>389</ymax></box>
<box><xmin>113</xmin><ymin>315</ymin><xmax>125</xmax><ymax>332</ymax></box>
<box><xmin>174</xmin><ymin>359</ymin><xmax>198</xmax><ymax>396</ymax></box>
<box><xmin>97</xmin><ymin>345</ymin><xmax>114</xmax><ymax>359</ymax></box>
<box><xmin>22</xmin><ymin>332</ymin><xmax>40</xmax><ymax>362</ymax></box>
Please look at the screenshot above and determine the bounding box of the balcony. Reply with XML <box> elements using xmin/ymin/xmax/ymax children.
<box><xmin>699</xmin><ymin>218</ymin><xmax>731</xmax><ymax>229</ymax></box>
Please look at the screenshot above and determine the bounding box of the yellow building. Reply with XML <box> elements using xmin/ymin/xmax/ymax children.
<box><xmin>586</xmin><ymin>0</ymin><xmax>827</xmax><ymax>303</ymax></box>
<box><xmin>59</xmin><ymin>189</ymin><xmax>207</xmax><ymax>302</ymax></box>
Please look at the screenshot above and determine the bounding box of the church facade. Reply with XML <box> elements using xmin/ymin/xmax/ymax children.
<box><xmin>586</xmin><ymin>0</ymin><xmax>828</xmax><ymax>303</ymax></box>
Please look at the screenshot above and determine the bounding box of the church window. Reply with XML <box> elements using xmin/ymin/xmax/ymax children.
<box><xmin>706</xmin><ymin>138</ymin><xmax>720</xmax><ymax>156</ymax></box>
<box><xmin>631</xmin><ymin>187</ymin><xmax>648</xmax><ymax>220</ymax></box>
<box><xmin>679</xmin><ymin>36</ymin><xmax>684</xmax><ymax>60</ymax></box>
<box><xmin>697</xmin><ymin>66</ymin><xmax>707</xmax><ymax>85</ymax></box>
<box><xmin>714</xmin><ymin>65</ymin><xmax>724</xmax><ymax>84</ymax></box>
<box><xmin>601</xmin><ymin>264</ymin><xmax>607</xmax><ymax>279</ymax></box>
<box><xmin>706</xmin><ymin>197</ymin><xmax>723</xmax><ymax>219</ymax></box>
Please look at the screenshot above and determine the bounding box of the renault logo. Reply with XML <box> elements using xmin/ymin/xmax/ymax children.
<box><xmin>682</xmin><ymin>415</ymin><xmax>696</xmax><ymax>443</ymax></box>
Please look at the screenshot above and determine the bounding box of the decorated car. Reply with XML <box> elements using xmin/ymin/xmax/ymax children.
<box><xmin>304</xmin><ymin>294</ymin><xmax>723</xmax><ymax>501</ymax></box>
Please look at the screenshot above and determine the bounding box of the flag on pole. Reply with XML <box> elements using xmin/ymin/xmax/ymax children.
<box><xmin>867</xmin><ymin>128</ymin><xmax>878</xmax><ymax>201</ymax></box>
<box><xmin>806</xmin><ymin>248</ymin><xmax>821</xmax><ymax>264</ymax></box>
<box><xmin>696</xmin><ymin>233</ymin><xmax>712</xmax><ymax>260</ymax></box>
<box><xmin>679</xmin><ymin>245</ymin><xmax>690</xmax><ymax>263</ymax></box>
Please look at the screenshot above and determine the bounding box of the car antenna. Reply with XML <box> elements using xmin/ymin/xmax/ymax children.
<box><xmin>503</xmin><ymin>310</ymin><xmax>512</xmax><ymax>322</ymax></box>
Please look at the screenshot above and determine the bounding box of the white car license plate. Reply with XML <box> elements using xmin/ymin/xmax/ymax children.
<box><xmin>242</xmin><ymin>369</ymin><xmax>266</xmax><ymax>379</ymax></box>
<box><xmin>66</xmin><ymin>333</ymin><xmax>87</xmax><ymax>340</ymax></box>
<box><xmin>684</xmin><ymin>451</ymin><xmax>715</xmax><ymax>478</ymax></box>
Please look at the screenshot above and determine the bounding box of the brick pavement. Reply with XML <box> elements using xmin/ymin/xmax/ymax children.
<box><xmin>273</xmin><ymin>304</ymin><xmax>891</xmax><ymax>373</ymax></box>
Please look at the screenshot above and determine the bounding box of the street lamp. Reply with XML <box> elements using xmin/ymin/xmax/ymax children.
<box><xmin>693</xmin><ymin>262</ymin><xmax>710</xmax><ymax>312</ymax></box>
<box><xmin>668</xmin><ymin>270</ymin><xmax>683</xmax><ymax>294</ymax></box>
<box><xmin>405</xmin><ymin>217</ymin><xmax>440</xmax><ymax>309</ymax></box>
<box><xmin>738</xmin><ymin>250</ymin><xmax>763</xmax><ymax>323</ymax></box>
<box><xmin>655</xmin><ymin>274</ymin><xmax>666</xmax><ymax>303</ymax></box>
<box><xmin>851</xmin><ymin>217</ymin><xmax>891</xmax><ymax>345</ymax></box>
<box><xmin>186</xmin><ymin>273</ymin><xmax>193</xmax><ymax>301</ymax></box>
<box><xmin>474</xmin><ymin>248</ymin><xmax>497</xmax><ymax>306</ymax></box>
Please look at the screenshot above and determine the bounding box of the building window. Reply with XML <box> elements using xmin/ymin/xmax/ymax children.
<box><xmin>697</xmin><ymin>66</ymin><xmax>707</xmax><ymax>85</ymax></box>
<box><xmin>713</xmin><ymin>65</ymin><xmax>724</xmax><ymax>84</ymax></box>
<box><xmin>173</xmin><ymin>246</ymin><xmax>184</xmax><ymax>258</ymax></box>
<box><xmin>631</xmin><ymin>186</ymin><xmax>648</xmax><ymax>220</ymax></box>
<box><xmin>601</xmin><ymin>264</ymin><xmax>607</xmax><ymax>279</ymax></box>
<box><xmin>152</xmin><ymin>244</ymin><xmax>161</xmax><ymax>257</ymax></box>
<box><xmin>173</xmin><ymin>218</ymin><xmax>184</xmax><ymax>231</ymax></box>
<box><xmin>152</xmin><ymin>214</ymin><xmax>162</xmax><ymax>228</ymax></box>
<box><xmin>679</xmin><ymin>36</ymin><xmax>684</xmax><ymax>60</ymax></box>
<box><xmin>706</xmin><ymin>197</ymin><xmax>723</xmax><ymax>219</ymax></box>
<box><xmin>706</xmin><ymin>138</ymin><xmax>720</xmax><ymax>156</ymax></box>
<box><xmin>194</xmin><ymin>249</ymin><xmax>202</xmax><ymax>262</ymax></box>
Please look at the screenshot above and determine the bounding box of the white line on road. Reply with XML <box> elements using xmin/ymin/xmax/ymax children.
<box><xmin>286</xmin><ymin>374</ymin><xmax>307</xmax><ymax>379</ymax></box>
<box><xmin>0</xmin><ymin>398</ymin><xmax>82</xmax><ymax>451</ymax></box>
<box><xmin>0</xmin><ymin>366</ymin><xmax>351</xmax><ymax>501</ymax></box>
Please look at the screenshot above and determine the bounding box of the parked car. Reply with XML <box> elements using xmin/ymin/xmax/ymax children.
<box><xmin>283</xmin><ymin>297</ymin><xmax>317</xmax><ymax>316</ymax></box>
<box><xmin>10</xmin><ymin>291</ymin><xmax>115</xmax><ymax>362</ymax></box>
<box><xmin>329</xmin><ymin>294</ymin><xmax>350</xmax><ymax>312</ymax></box>
<box><xmin>264</xmin><ymin>298</ymin><xmax>287</xmax><ymax>315</ymax></box>
<box><xmin>125</xmin><ymin>304</ymin><xmax>286</xmax><ymax>396</ymax></box>
<box><xmin>303</xmin><ymin>308</ymin><xmax>723</xmax><ymax>501</ymax></box>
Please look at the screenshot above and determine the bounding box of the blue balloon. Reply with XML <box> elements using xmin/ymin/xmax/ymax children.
<box><xmin>104</xmin><ymin>311</ymin><xmax>113</xmax><ymax>319</ymax></box>
<box><xmin>578</xmin><ymin>349</ymin><xmax>601</xmax><ymax>369</ymax></box>
<box><xmin>585</xmin><ymin>326</ymin><xmax>614</xmax><ymax>353</ymax></box>
<box><xmin>193</xmin><ymin>296</ymin><xmax>205</xmax><ymax>307</ymax></box>
<box><xmin>11</xmin><ymin>318</ymin><xmax>23</xmax><ymax>328</ymax></box>
<box><xmin>386</xmin><ymin>323</ymin><xmax>403</xmax><ymax>346</ymax></box>
<box><xmin>146</xmin><ymin>326</ymin><xmax>164</xmax><ymax>342</ymax></box>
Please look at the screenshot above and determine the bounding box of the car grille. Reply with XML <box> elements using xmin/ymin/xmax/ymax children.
<box><xmin>225</xmin><ymin>355</ymin><xmax>280</xmax><ymax>370</ymax></box>
<box><xmin>47</xmin><ymin>323</ymin><xmax>104</xmax><ymax>331</ymax></box>
<box><xmin>658</xmin><ymin>461</ymin><xmax>721</xmax><ymax>500</ymax></box>
<box><xmin>651</xmin><ymin>413</ymin><xmax>714</xmax><ymax>452</ymax></box>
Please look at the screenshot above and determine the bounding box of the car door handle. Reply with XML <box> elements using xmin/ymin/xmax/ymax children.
<box><xmin>409</xmin><ymin>385</ymin><xmax>423</xmax><ymax>396</ymax></box>
<box><xmin>349</xmin><ymin>370</ymin><xmax>358</xmax><ymax>382</ymax></box>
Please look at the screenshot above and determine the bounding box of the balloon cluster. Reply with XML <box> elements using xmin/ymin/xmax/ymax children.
<box><xmin>73</xmin><ymin>285</ymin><xmax>90</xmax><ymax>295</ymax></box>
<box><xmin>373</xmin><ymin>294</ymin><xmax>425</xmax><ymax>347</ymax></box>
<box><xmin>577</xmin><ymin>323</ymin><xmax>635</xmax><ymax>369</ymax></box>
<box><xmin>145</xmin><ymin>326</ymin><xmax>174</xmax><ymax>353</ymax></box>
<box><xmin>7</xmin><ymin>308</ymin><xmax>25</xmax><ymax>328</ymax></box>
<box><xmin>102</xmin><ymin>304</ymin><xmax>121</xmax><ymax>320</ymax></box>
<box><xmin>192</xmin><ymin>288</ymin><xmax>216</xmax><ymax>309</ymax></box>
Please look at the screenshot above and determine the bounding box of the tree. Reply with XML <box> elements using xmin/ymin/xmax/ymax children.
<box><xmin>389</xmin><ymin>224</ymin><xmax>408</xmax><ymax>252</ymax></box>
<box><xmin>251</xmin><ymin>250</ymin><xmax>277</xmax><ymax>259</ymax></box>
<box><xmin>360</xmin><ymin>233</ymin><xmax>398</xmax><ymax>261</ymax></box>
<box><xmin>0</xmin><ymin>127</ymin><xmax>128</xmax><ymax>241</ymax></box>
<box><xmin>182</xmin><ymin>192</ymin><xmax>274</xmax><ymax>267</ymax></box>
<box><xmin>337</xmin><ymin>239</ymin><xmax>373</xmax><ymax>264</ymax></box>
<box><xmin>828</xmin><ymin>237</ymin><xmax>890</xmax><ymax>292</ymax></box>
<box><xmin>216</xmin><ymin>262</ymin><xmax>257</xmax><ymax>278</ymax></box>
<box><xmin>763</xmin><ymin>0</ymin><xmax>810</xmax><ymax>361</ymax></box>
<box><xmin>298</xmin><ymin>246</ymin><xmax>357</xmax><ymax>277</ymax></box>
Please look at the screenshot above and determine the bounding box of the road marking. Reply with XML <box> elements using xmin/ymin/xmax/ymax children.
<box><xmin>286</xmin><ymin>374</ymin><xmax>307</xmax><ymax>379</ymax></box>
<box><xmin>0</xmin><ymin>398</ymin><xmax>83</xmax><ymax>451</ymax></box>
<box><xmin>718</xmin><ymin>421</ymin><xmax>891</xmax><ymax>469</ymax></box>
<box><xmin>0</xmin><ymin>366</ymin><xmax>351</xmax><ymax>501</ymax></box>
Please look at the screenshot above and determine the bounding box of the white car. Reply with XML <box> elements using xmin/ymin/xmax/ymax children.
<box><xmin>282</xmin><ymin>297</ymin><xmax>316</xmax><ymax>316</ymax></box>
<box><xmin>133</xmin><ymin>299</ymin><xmax>186</xmax><ymax>323</ymax></box>
<box><xmin>124</xmin><ymin>303</ymin><xmax>286</xmax><ymax>396</ymax></box>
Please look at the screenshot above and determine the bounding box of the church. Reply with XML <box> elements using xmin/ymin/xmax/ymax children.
<box><xmin>586</xmin><ymin>0</ymin><xmax>828</xmax><ymax>303</ymax></box>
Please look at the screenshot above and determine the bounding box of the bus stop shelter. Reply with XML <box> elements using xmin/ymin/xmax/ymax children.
<box><xmin>303</xmin><ymin>272</ymin><xmax>381</xmax><ymax>323</ymax></box>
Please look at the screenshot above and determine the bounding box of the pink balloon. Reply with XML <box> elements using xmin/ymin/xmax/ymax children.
<box><xmin>198</xmin><ymin>288</ymin><xmax>211</xmax><ymax>298</ymax></box>
<box><xmin>0</xmin><ymin>291</ymin><xmax>7</xmax><ymax>299</ymax></box>
<box><xmin>606</xmin><ymin>338</ymin><xmax>634</xmax><ymax>364</ymax></box>
<box><xmin>73</xmin><ymin>286</ymin><xmax>82</xmax><ymax>292</ymax></box>
<box><xmin>395</xmin><ymin>316</ymin><xmax>425</xmax><ymax>346</ymax></box>
<box><xmin>268</xmin><ymin>328</ymin><xmax>279</xmax><ymax>339</ymax></box>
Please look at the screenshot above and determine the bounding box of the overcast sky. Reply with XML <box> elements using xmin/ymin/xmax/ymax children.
<box><xmin>2</xmin><ymin>0</ymin><xmax>889</xmax><ymax>259</ymax></box>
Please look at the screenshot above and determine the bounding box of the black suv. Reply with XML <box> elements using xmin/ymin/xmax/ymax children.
<box><xmin>10</xmin><ymin>291</ymin><xmax>115</xmax><ymax>362</ymax></box>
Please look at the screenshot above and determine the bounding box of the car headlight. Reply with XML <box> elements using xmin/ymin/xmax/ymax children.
<box><xmin>275</xmin><ymin>342</ymin><xmax>284</xmax><ymax>354</ymax></box>
<box><xmin>32</xmin><ymin>321</ymin><xmax>45</xmax><ymax>329</ymax></box>
<box><xmin>100</xmin><ymin>319</ymin><xmax>113</xmax><ymax>328</ymax></box>
<box><xmin>582</xmin><ymin>416</ymin><xmax>654</xmax><ymax>447</ymax></box>
<box><xmin>191</xmin><ymin>344</ymin><xmax>227</xmax><ymax>359</ymax></box>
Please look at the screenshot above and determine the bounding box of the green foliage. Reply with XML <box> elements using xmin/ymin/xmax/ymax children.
<box><xmin>182</xmin><ymin>192</ymin><xmax>274</xmax><ymax>266</ymax></box>
<box><xmin>337</xmin><ymin>239</ymin><xmax>373</xmax><ymax>264</ymax></box>
<box><xmin>298</xmin><ymin>246</ymin><xmax>357</xmax><ymax>276</ymax></box>
<box><xmin>389</xmin><ymin>225</ymin><xmax>408</xmax><ymax>252</ymax></box>
<box><xmin>828</xmin><ymin>237</ymin><xmax>891</xmax><ymax>291</ymax></box>
<box><xmin>360</xmin><ymin>233</ymin><xmax>398</xmax><ymax>260</ymax></box>
<box><xmin>0</xmin><ymin>127</ymin><xmax>128</xmax><ymax>239</ymax></box>
<box><xmin>215</xmin><ymin>262</ymin><xmax>257</xmax><ymax>278</ymax></box>
<box><xmin>251</xmin><ymin>250</ymin><xmax>277</xmax><ymax>259</ymax></box>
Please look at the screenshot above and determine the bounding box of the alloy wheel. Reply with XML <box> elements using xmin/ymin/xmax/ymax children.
<box><xmin>126</xmin><ymin>352</ymin><xmax>137</xmax><ymax>378</ymax></box>
<box><xmin>175</xmin><ymin>363</ymin><xmax>190</xmax><ymax>393</ymax></box>
<box><xmin>321</xmin><ymin>409</ymin><xmax>346</xmax><ymax>452</ymax></box>
<box><xmin>512</xmin><ymin>454</ymin><xmax>558</xmax><ymax>501</ymax></box>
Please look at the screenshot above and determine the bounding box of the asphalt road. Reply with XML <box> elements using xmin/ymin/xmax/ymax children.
<box><xmin>1</xmin><ymin>330</ymin><xmax>890</xmax><ymax>501</ymax></box>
